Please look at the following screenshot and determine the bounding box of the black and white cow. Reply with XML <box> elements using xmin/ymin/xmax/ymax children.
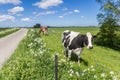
<box><xmin>62</xmin><ymin>30</ymin><xmax>94</xmax><ymax>63</ymax></box>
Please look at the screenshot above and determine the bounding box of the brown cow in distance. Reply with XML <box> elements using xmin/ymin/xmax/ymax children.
<box><xmin>39</xmin><ymin>26</ymin><xmax>48</xmax><ymax>35</ymax></box>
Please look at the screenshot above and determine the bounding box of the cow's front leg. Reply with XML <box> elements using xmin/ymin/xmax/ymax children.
<box><xmin>68</xmin><ymin>50</ymin><xmax>72</xmax><ymax>61</ymax></box>
<box><xmin>64</xmin><ymin>49</ymin><xmax>68</xmax><ymax>57</ymax></box>
<box><xmin>74</xmin><ymin>48</ymin><xmax>83</xmax><ymax>63</ymax></box>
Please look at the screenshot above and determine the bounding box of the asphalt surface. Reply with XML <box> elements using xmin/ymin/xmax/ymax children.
<box><xmin>0</xmin><ymin>28</ymin><xmax>28</xmax><ymax>69</ymax></box>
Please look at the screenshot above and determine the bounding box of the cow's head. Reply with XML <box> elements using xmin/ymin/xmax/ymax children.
<box><xmin>62</xmin><ymin>30</ymin><xmax>71</xmax><ymax>43</ymax></box>
<box><xmin>84</xmin><ymin>32</ymin><xmax>94</xmax><ymax>49</ymax></box>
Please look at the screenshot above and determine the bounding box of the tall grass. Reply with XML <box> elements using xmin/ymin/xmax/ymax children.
<box><xmin>0</xmin><ymin>28</ymin><xmax>19</xmax><ymax>38</ymax></box>
<box><xmin>0</xmin><ymin>28</ymin><xmax>119</xmax><ymax>80</ymax></box>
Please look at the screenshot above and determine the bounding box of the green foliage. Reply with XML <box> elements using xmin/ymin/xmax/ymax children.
<box><xmin>113</xmin><ymin>31</ymin><xmax>120</xmax><ymax>50</ymax></box>
<box><xmin>96</xmin><ymin>17</ymin><xmax>117</xmax><ymax>46</ymax></box>
<box><xmin>0</xmin><ymin>28</ymin><xmax>19</xmax><ymax>38</ymax></box>
<box><xmin>0</xmin><ymin>28</ymin><xmax>119</xmax><ymax>80</ymax></box>
<box><xmin>33</xmin><ymin>23</ymin><xmax>41</xmax><ymax>28</ymax></box>
<box><xmin>0</xmin><ymin>29</ymin><xmax>54</xmax><ymax>80</ymax></box>
<box><xmin>96</xmin><ymin>0</ymin><xmax>120</xmax><ymax>49</ymax></box>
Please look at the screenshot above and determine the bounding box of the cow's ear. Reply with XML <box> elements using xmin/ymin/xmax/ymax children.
<box><xmin>93</xmin><ymin>35</ymin><xmax>97</xmax><ymax>39</ymax></box>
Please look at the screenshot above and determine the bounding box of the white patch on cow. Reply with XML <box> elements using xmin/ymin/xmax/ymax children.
<box><xmin>86</xmin><ymin>32</ymin><xmax>93</xmax><ymax>49</ymax></box>
<box><xmin>62</xmin><ymin>30</ymin><xmax>70</xmax><ymax>48</ymax></box>
<box><xmin>68</xmin><ymin>31</ymin><xmax>80</xmax><ymax>48</ymax></box>
<box><xmin>73</xmin><ymin>48</ymin><xmax>83</xmax><ymax>55</ymax></box>
<box><xmin>61</xmin><ymin>30</ymin><xmax>69</xmax><ymax>41</ymax></box>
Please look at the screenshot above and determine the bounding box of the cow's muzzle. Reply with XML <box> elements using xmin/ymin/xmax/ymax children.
<box><xmin>87</xmin><ymin>46</ymin><xmax>93</xmax><ymax>49</ymax></box>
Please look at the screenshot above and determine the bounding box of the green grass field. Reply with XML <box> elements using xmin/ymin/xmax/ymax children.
<box><xmin>0</xmin><ymin>27</ymin><xmax>120</xmax><ymax>80</ymax></box>
<box><xmin>41</xmin><ymin>27</ymin><xmax>120</xmax><ymax>77</ymax></box>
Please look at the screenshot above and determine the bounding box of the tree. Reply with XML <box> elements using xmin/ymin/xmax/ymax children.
<box><xmin>33</xmin><ymin>23</ymin><xmax>41</xmax><ymax>28</ymax></box>
<box><xmin>96</xmin><ymin>0</ymin><xmax>120</xmax><ymax>49</ymax></box>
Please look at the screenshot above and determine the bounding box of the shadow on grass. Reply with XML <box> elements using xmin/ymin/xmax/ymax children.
<box><xmin>66</xmin><ymin>53</ymin><xmax>89</xmax><ymax>66</ymax></box>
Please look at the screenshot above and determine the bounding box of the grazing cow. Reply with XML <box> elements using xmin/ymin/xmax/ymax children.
<box><xmin>39</xmin><ymin>26</ymin><xmax>48</xmax><ymax>35</ymax></box>
<box><xmin>62</xmin><ymin>30</ymin><xmax>94</xmax><ymax>63</ymax></box>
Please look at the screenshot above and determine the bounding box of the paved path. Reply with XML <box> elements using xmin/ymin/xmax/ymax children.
<box><xmin>0</xmin><ymin>28</ymin><xmax>28</xmax><ymax>69</ymax></box>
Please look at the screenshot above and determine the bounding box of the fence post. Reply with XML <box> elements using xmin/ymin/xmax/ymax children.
<box><xmin>55</xmin><ymin>54</ymin><xmax>58</xmax><ymax>80</ymax></box>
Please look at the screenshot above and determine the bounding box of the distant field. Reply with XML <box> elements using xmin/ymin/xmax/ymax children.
<box><xmin>0</xmin><ymin>28</ymin><xmax>9</xmax><ymax>31</ymax></box>
<box><xmin>0</xmin><ymin>27</ymin><xmax>120</xmax><ymax>80</ymax></box>
<box><xmin>0</xmin><ymin>28</ymin><xmax>19</xmax><ymax>38</ymax></box>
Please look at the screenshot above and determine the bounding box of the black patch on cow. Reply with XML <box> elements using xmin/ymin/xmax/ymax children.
<box><xmin>64</xmin><ymin>36</ymin><xmax>70</xmax><ymax>48</ymax></box>
<box><xmin>69</xmin><ymin>34</ymin><xmax>87</xmax><ymax>50</ymax></box>
<box><xmin>63</xmin><ymin>31</ymin><xmax>71</xmax><ymax>36</ymax></box>
<box><xmin>62</xmin><ymin>31</ymin><xmax>71</xmax><ymax>43</ymax></box>
<box><xmin>83</xmin><ymin>35</ymin><xmax>88</xmax><ymax>46</ymax></box>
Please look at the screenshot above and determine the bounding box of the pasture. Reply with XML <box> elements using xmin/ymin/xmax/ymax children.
<box><xmin>0</xmin><ymin>27</ymin><xmax>120</xmax><ymax>80</ymax></box>
<box><xmin>42</xmin><ymin>27</ymin><xmax>120</xmax><ymax>67</ymax></box>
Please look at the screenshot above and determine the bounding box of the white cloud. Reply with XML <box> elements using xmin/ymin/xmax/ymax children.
<box><xmin>63</xmin><ymin>12</ymin><xmax>73</xmax><ymax>16</ymax></box>
<box><xmin>36</xmin><ymin>11</ymin><xmax>57</xmax><ymax>16</ymax></box>
<box><xmin>0</xmin><ymin>15</ymin><xmax>15</xmax><ymax>22</ymax></box>
<box><xmin>16</xmin><ymin>14</ymin><xmax>23</xmax><ymax>16</ymax></box>
<box><xmin>62</xmin><ymin>8</ymin><xmax>68</xmax><ymax>11</ymax></box>
<box><xmin>8</xmin><ymin>6</ymin><xmax>24</xmax><ymax>14</ymax></box>
<box><xmin>81</xmin><ymin>16</ymin><xmax>84</xmax><ymax>18</ymax></box>
<box><xmin>74</xmin><ymin>9</ymin><xmax>80</xmax><ymax>13</ymax></box>
<box><xmin>58</xmin><ymin>12</ymin><xmax>73</xmax><ymax>19</ymax></box>
<box><xmin>58</xmin><ymin>15</ymin><xmax>63</xmax><ymax>18</ymax></box>
<box><xmin>33</xmin><ymin>0</ymin><xmax>63</xmax><ymax>9</ymax></box>
<box><xmin>21</xmin><ymin>18</ymin><xmax>31</xmax><ymax>21</ymax></box>
<box><xmin>33</xmin><ymin>12</ymin><xmax>37</xmax><ymax>15</ymax></box>
<box><xmin>0</xmin><ymin>0</ymin><xmax>21</xmax><ymax>5</ymax></box>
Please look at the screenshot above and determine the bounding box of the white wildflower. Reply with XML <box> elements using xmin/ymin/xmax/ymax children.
<box><xmin>60</xmin><ymin>59</ymin><xmax>66</xmax><ymax>63</ymax></box>
<box><xmin>83</xmin><ymin>69</ymin><xmax>87</xmax><ymax>72</ymax></box>
<box><xmin>75</xmin><ymin>72</ymin><xmax>79</xmax><ymax>77</ymax></box>
<box><xmin>82</xmin><ymin>73</ymin><xmax>84</xmax><ymax>76</ymax></box>
<box><xmin>91</xmin><ymin>65</ymin><xmax>94</xmax><ymax>68</ymax></box>
<box><xmin>69</xmin><ymin>73</ymin><xmax>73</xmax><ymax>77</ymax></box>
<box><xmin>91</xmin><ymin>68</ymin><xmax>95</xmax><ymax>71</ymax></box>
<box><xmin>112</xmin><ymin>76</ymin><xmax>117</xmax><ymax>80</ymax></box>
<box><xmin>101</xmin><ymin>73</ymin><xmax>105</xmax><ymax>78</ymax></box>
<box><xmin>28</xmin><ymin>43</ymin><xmax>33</xmax><ymax>47</ymax></box>
<box><xmin>87</xmin><ymin>68</ymin><xmax>90</xmax><ymax>71</ymax></box>
<box><xmin>34</xmin><ymin>54</ymin><xmax>37</xmax><ymax>56</ymax></box>
<box><xmin>110</xmin><ymin>71</ymin><xmax>114</xmax><ymax>75</ymax></box>
<box><xmin>94</xmin><ymin>75</ymin><xmax>97</xmax><ymax>79</ymax></box>
<box><xmin>30</xmin><ymin>49</ymin><xmax>34</xmax><ymax>54</ymax></box>
<box><xmin>70</xmin><ymin>69</ymin><xmax>74</xmax><ymax>74</ymax></box>
<box><xmin>39</xmin><ymin>51</ymin><xmax>44</xmax><ymax>54</ymax></box>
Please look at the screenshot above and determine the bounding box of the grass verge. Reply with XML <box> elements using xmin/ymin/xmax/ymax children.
<box><xmin>0</xmin><ymin>28</ymin><xmax>19</xmax><ymax>38</ymax></box>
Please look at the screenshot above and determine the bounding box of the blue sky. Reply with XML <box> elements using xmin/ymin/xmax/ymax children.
<box><xmin>0</xmin><ymin>0</ymin><xmax>100</xmax><ymax>27</ymax></box>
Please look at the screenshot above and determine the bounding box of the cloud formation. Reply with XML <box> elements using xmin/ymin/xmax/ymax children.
<box><xmin>36</xmin><ymin>11</ymin><xmax>57</xmax><ymax>16</ymax></box>
<box><xmin>58</xmin><ymin>15</ymin><xmax>63</xmax><ymax>18</ymax></box>
<box><xmin>8</xmin><ymin>6</ymin><xmax>24</xmax><ymax>14</ymax></box>
<box><xmin>62</xmin><ymin>8</ymin><xmax>68</xmax><ymax>11</ymax></box>
<box><xmin>58</xmin><ymin>9</ymin><xmax>80</xmax><ymax>18</ymax></box>
<box><xmin>33</xmin><ymin>0</ymin><xmax>63</xmax><ymax>9</ymax></box>
<box><xmin>0</xmin><ymin>15</ymin><xmax>15</xmax><ymax>22</ymax></box>
<box><xmin>74</xmin><ymin>9</ymin><xmax>80</xmax><ymax>13</ymax></box>
<box><xmin>21</xmin><ymin>18</ymin><xmax>31</xmax><ymax>21</ymax></box>
<box><xmin>0</xmin><ymin>0</ymin><xmax>21</xmax><ymax>5</ymax></box>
